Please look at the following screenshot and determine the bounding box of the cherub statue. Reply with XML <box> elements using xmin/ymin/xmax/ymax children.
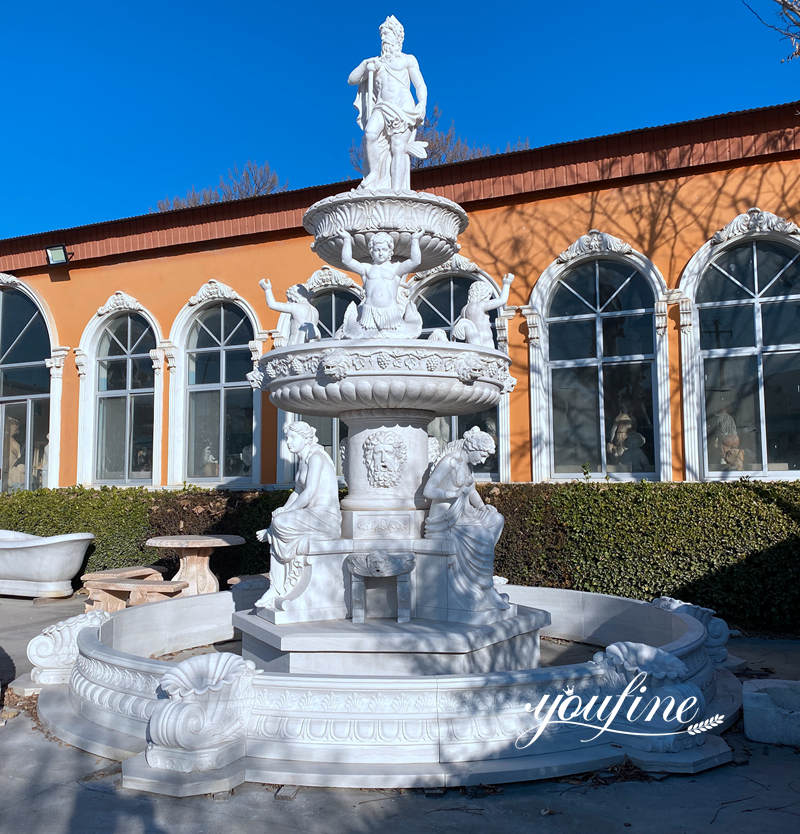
<box><xmin>423</xmin><ymin>426</ymin><xmax>508</xmax><ymax>612</ymax></box>
<box><xmin>254</xmin><ymin>421</ymin><xmax>341</xmax><ymax>612</ymax></box>
<box><xmin>451</xmin><ymin>275</ymin><xmax>513</xmax><ymax>348</ymax></box>
<box><xmin>336</xmin><ymin>230</ymin><xmax>423</xmax><ymax>338</ymax></box>
<box><xmin>259</xmin><ymin>278</ymin><xmax>320</xmax><ymax>345</ymax></box>
<box><xmin>348</xmin><ymin>15</ymin><xmax>428</xmax><ymax>191</ymax></box>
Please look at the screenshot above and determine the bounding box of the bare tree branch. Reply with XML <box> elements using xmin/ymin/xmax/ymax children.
<box><xmin>154</xmin><ymin>160</ymin><xmax>287</xmax><ymax>212</ymax></box>
<box><xmin>744</xmin><ymin>0</ymin><xmax>800</xmax><ymax>61</ymax></box>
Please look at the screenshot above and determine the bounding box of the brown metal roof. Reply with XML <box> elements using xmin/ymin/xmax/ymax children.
<box><xmin>2</xmin><ymin>100</ymin><xmax>799</xmax><ymax>273</ymax></box>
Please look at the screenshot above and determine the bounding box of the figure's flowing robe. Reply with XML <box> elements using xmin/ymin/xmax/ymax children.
<box><xmin>425</xmin><ymin>489</ymin><xmax>504</xmax><ymax>593</ymax></box>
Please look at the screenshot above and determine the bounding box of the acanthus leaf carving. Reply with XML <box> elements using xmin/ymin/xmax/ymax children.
<box><xmin>97</xmin><ymin>291</ymin><xmax>143</xmax><ymax>317</ymax></box>
<box><xmin>711</xmin><ymin>207</ymin><xmax>800</xmax><ymax>245</ymax></box>
<box><xmin>414</xmin><ymin>253</ymin><xmax>484</xmax><ymax>281</ymax></box>
<box><xmin>188</xmin><ymin>279</ymin><xmax>240</xmax><ymax>306</ymax></box>
<box><xmin>27</xmin><ymin>610</ymin><xmax>111</xmax><ymax>685</ymax></box>
<box><xmin>557</xmin><ymin>230</ymin><xmax>632</xmax><ymax>263</ymax></box>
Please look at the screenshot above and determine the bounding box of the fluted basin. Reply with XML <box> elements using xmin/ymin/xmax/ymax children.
<box><xmin>260</xmin><ymin>338</ymin><xmax>515</xmax><ymax>418</ymax></box>
<box><xmin>303</xmin><ymin>190</ymin><xmax>469</xmax><ymax>272</ymax></box>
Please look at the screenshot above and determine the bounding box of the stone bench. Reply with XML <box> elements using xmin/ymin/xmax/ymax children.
<box><xmin>81</xmin><ymin>567</ymin><xmax>187</xmax><ymax>612</ymax></box>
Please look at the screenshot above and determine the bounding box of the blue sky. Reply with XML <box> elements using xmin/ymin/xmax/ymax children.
<box><xmin>1</xmin><ymin>1</ymin><xmax>798</xmax><ymax>239</ymax></box>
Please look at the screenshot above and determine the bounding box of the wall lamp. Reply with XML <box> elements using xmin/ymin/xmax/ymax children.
<box><xmin>45</xmin><ymin>245</ymin><xmax>71</xmax><ymax>266</ymax></box>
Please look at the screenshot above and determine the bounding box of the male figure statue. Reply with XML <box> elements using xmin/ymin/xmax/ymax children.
<box><xmin>348</xmin><ymin>15</ymin><xmax>428</xmax><ymax>191</ymax></box>
<box><xmin>336</xmin><ymin>230</ymin><xmax>423</xmax><ymax>338</ymax></box>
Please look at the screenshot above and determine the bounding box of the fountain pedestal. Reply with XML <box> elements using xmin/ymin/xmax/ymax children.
<box><xmin>235</xmin><ymin>605</ymin><xmax>550</xmax><ymax>676</ymax></box>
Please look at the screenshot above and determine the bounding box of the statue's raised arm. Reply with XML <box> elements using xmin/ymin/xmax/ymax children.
<box><xmin>350</xmin><ymin>16</ymin><xmax>428</xmax><ymax>192</ymax></box>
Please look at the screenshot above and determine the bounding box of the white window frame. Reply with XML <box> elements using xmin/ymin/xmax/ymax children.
<box><xmin>524</xmin><ymin>231</ymin><xmax>672</xmax><ymax>482</ymax></box>
<box><xmin>0</xmin><ymin>274</ymin><xmax>65</xmax><ymax>489</ymax></box>
<box><xmin>165</xmin><ymin>280</ymin><xmax>267</xmax><ymax>488</ymax></box>
<box><xmin>75</xmin><ymin>292</ymin><xmax>164</xmax><ymax>487</ymax></box>
<box><xmin>410</xmin><ymin>256</ymin><xmax>514</xmax><ymax>483</ymax></box>
<box><xmin>678</xmin><ymin>207</ymin><xmax>800</xmax><ymax>481</ymax></box>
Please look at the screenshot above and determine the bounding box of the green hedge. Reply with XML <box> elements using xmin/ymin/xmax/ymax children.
<box><xmin>482</xmin><ymin>481</ymin><xmax>800</xmax><ymax>633</ymax></box>
<box><xmin>0</xmin><ymin>482</ymin><xmax>798</xmax><ymax>632</ymax></box>
<box><xmin>0</xmin><ymin>486</ymin><xmax>288</xmax><ymax>580</ymax></box>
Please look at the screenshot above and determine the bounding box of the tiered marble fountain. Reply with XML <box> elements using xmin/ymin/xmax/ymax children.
<box><xmin>30</xmin><ymin>16</ymin><xmax>741</xmax><ymax>795</ymax></box>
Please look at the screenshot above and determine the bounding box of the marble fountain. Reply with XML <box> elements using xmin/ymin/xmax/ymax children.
<box><xmin>28</xmin><ymin>16</ymin><xmax>741</xmax><ymax>795</ymax></box>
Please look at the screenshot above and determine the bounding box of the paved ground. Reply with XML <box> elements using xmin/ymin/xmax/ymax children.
<box><xmin>1</xmin><ymin>594</ymin><xmax>799</xmax><ymax>834</ymax></box>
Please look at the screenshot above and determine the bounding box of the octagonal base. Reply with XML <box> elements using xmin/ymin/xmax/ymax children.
<box><xmin>235</xmin><ymin>606</ymin><xmax>550</xmax><ymax>676</ymax></box>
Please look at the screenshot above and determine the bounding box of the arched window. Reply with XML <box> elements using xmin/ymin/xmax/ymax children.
<box><xmin>528</xmin><ymin>231</ymin><xmax>670</xmax><ymax>481</ymax></box>
<box><xmin>414</xmin><ymin>272</ymin><xmax>501</xmax><ymax>477</ymax></box>
<box><xmin>0</xmin><ymin>288</ymin><xmax>51</xmax><ymax>491</ymax></box>
<box><xmin>304</xmin><ymin>288</ymin><xmax>361</xmax><ymax>473</ymax></box>
<box><xmin>95</xmin><ymin>313</ymin><xmax>156</xmax><ymax>482</ymax></box>
<box><xmin>696</xmin><ymin>235</ymin><xmax>800</xmax><ymax>475</ymax></box>
<box><xmin>186</xmin><ymin>302</ymin><xmax>255</xmax><ymax>480</ymax></box>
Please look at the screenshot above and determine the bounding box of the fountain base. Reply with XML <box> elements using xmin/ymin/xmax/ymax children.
<box><xmin>235</xmin><ymin>606</ymin><xmax>550</xmax><ymax>676</ymax></box>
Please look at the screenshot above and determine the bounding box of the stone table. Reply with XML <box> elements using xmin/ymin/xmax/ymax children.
<box><xmin>145</xmin><ymin>535</ymin><xmax>245</xmax><ymax>597</ymax></box>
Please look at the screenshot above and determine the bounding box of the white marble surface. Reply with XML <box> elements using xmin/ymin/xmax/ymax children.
<box><xmin>0</xmin><ymin>530</ymin><xmax>95</xmax><ymax>598</ymax></box>
<box><xmin>743</xmin><ymin>679</ymin><xmax>800</xmax><ymax>747</ymax></box>
<box><xmin>348</xmin><ymin>15</ymin><xmax>426</xmax><ymax>192</ymax></box>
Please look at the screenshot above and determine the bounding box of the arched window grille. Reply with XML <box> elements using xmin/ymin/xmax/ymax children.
<box><xmin>696</xmin><ymin>237</ymin><xmax>800</xmax><ymax>474</ymax></box>
<box><xmin>546</xmin><ymin>258</ymin><xmax>658</xmax><ymax>477</ymax></box>
<box><xmin>414</xmin><ymin>274</ymin><xmax>499</xmax><ymax>476</ymax></box>
<box><xmin>186</xmin><ymin>302</ymin><xmax>255</xmax><ymax>480</ymax></box>
<box><xmin>0</xmin><ymin>288</ymin><xmax>51</xmax><ymax>491</ymax></box>
<box><xmin>95</xmin><ymin>313</ymin><xmax>156</xmax><ymax>482</ymax></box>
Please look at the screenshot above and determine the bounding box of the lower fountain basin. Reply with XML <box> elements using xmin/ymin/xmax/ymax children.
<box><xmin>234</xmin><ymin>606</ymin><xmax>550</xmax><ymax>676</ymax></box>
<box><xmin>32</xmin><ymin>586</ymin><xmax>741</xmax><ymax>796</ymax></box>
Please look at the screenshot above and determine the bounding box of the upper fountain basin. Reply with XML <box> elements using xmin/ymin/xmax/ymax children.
<box><xmin>303</xmin><ymin>190</ymin><xmax>469</xmax><ymax>272</ymax></box>
<box><xmin>260</xmin><ymin>339</ymin><xmax>515</xmax><ymax>418</ymax></box>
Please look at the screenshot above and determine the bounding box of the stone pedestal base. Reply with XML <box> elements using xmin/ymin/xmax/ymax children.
<box><xmin>255</xmin><ymin>537</ymin><xmax>517</xmax><ymax>626</ymax></box>
<box><xmin>235</xmin><ymin>605</ymin><xmax>550</xmax><ymax>677</ymax></box>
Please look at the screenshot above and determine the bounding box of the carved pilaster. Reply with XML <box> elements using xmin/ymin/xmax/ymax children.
<box><xmin>45</xmin><ymin>346</ymin><xmax>70</xmax><ymax>379</ymax></box>
<box><xmin>655</xmin><ymin>299</ymin><xmax>668</xmax><ymax>337</ymax></box>
<box><xmin>679</xmin><ymin>297</ymin><xmax>693</xmax><ymax>332</ymax></box>
<box><xmin>494</xmin><ymin>306</ymin><xmax>516</xmax><ymax>354</ymax></box>
<box><xmin>149</xmin><ymin>348</ymin><xmax>165</xmax><ymax>377</ymax></box>
<box><xmin>520</xmin><ymin>305</ymin><xmax>541</xmax><ymax>347</ymax></box>
<box><xmin>74</xmin><ymin>348</ymin><xmax>88</xmax><ymax>378</ymax></box>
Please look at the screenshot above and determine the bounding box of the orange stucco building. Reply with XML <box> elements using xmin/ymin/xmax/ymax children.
<box><xmin>1</xmin><ymin>100</ymin><xmax>799</xmax><ymax>491</ymax></box>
